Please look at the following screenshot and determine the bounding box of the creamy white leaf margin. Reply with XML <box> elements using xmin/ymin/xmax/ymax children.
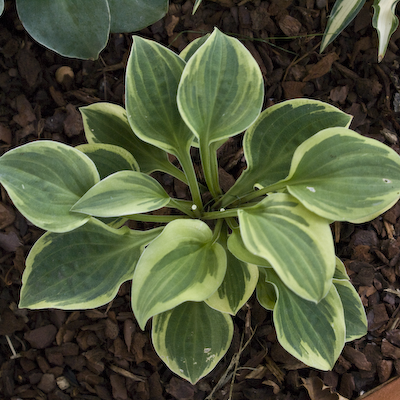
<box><xmin>372</xmin><ymin>0</ymin><xmax>400</xmax><ymax>62</ymax></box>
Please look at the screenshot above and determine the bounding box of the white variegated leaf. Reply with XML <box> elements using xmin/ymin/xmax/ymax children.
<box><xmin>238</xmin><ymin>193</ymin><xmax>335</xmax><ymax>302</ymax></box>
<box><xmin>131</xmin><ymin>219</ymin><xmax>227</xmax><ymax>329</ymax></box>
<box><xmin>372</xmin><ymin>0</ymin><xmax>400</xmax><ymax>62</ymax></box>
<box><xmin>0</xmin><ymin>141</ymin><xmax>99</xmax><ymax>232</ymax></box>
<box><xmin>283</xmin><ymin>128</ymin><xmax>400</xmax><ymax>223</ymax></box>
<box><xmin>19</xmin><ymin>219</ymin><xmax>162</xmax><ymax>309</ymax></box>
<box><xmin>320</xmin><ymin>0</ymin><xmax>366</xmax><ymax>52</ymax></box>
<box><xmin>206</xmin><ymin>248</ymin><xmax>258</xmax><ymax>315</ymax></box>
<box><xmin>71</xmin><ymin>171</ymin><xmax>170</xmax><ymax>217</ymax></box>
<box><xmin>152</xmin><ymin>302</ymin><xmax>233</xmax><ymax>384</ymax></box>
<box><xmin>266</xmin><ymin>269</ymin><xmax>346</xmax><ymax>371</ymax></box>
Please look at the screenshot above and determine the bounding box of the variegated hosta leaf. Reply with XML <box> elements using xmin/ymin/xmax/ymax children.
<box><xmin>205</xmin><ymin>248</ymin><xmax>259</xmax><ymax>315</ymax></box>
<box><xmin>19</xmin><ymin>219</ymin><xmax>163</xmax><ymax>309</ymax></box>
<box><xmin>71</xmin><ymin>171</ymin><xmax>170</xmax><ymax>217</ymax></box>
<box><xmin>76</xmin><ymin>143</ymin><xmax>139</xmax><ymax>179</ymax></box>
<box><xmin>238</xmin><ymin>193</ymin><xmax>335</xmax><ymax>302</ymax></box>
<box><xmin>283</xmin><ymin>128</ymin><xmax>400</xmax><ymax>223</ymax></box>
<box><xmin>192</xmin><ymin>0</ymin><xmax>203</xmax><ymax>14</ymax></box>
<box><xmin>266</xmin><ymin>269</ymin><xmax>346</xmax><ymax>371</ymax></box>
<box><xmin>372</xmin><ymin>0</ymin><xmax>400</xmax><ymax>62</ymax></box>
<box><xmin>0</xmin><ymin>141</ymin><xmax>99</xmax><ymax>233</ymax></box>
<box><xmin>256</xmin><ymin>268</ymin><xmax>277</xmax><ymax>310</ymax></box>
<box><xmin>222</xmin><ymin>99</ymin><xmax>352</xmax><ymax>206</ymax></box>
<box><xmin>227</xmin><ymin>228</ymin><xmax>271</xmax><ymax>267</ymax></box>
<box><xmin>125</xmin><ymin>36</ymin><xmax>194</xmax><ymax>157</ymax></box>
<box><xmin>320</xmin><ymin>0</ymin><xmax>366</xmax><ymax>53</ymax></box>
<box><xmin>334</xmin><ymin>279</ymin><xmax>367</xmax><ymax>341</ymax></box>
<box><xmin>179</xmin><ymin>34</ymin><xmax>210</xmax><ymax>62</ymax></box>
<box><xmin>334</xmin><ymin>257</ymin><xmax>350</xmax><ymax>280</ymax></box>
<box><xmin>328</xmin><ymin>258</ymin><xmax>366</xmax><ymax>340</ymax></box>
<box><xmin>80</xmin><ymin>102</ymin><xmax>186</xmax><ymax>181</ymax></box>
<box><xmin>16</xmin><ymin>0</ymin><xmax>110</xmax><ymax>59</ymax></box>
<box><xmin>108</xmin><ymin>0</ymin><xmax>168</xmax><ymax>33</ymax></box>
<box><xmin>131</xmin><ymin>219</ymin><xmax>227</xmax><ymax>329</ymax></box>
<box><xmin>152</xmin><ymin>301</ymin><xmax>233</xmax><ymax>384</ymax></box>
<box><xmin>177</xmin><ymin>27</ymin><xmax>264</xmax><ymax>146</ymax></box>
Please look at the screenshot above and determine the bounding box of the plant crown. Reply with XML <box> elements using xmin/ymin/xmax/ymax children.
<box><xmin>1</xmin><ymin>29</ymin><xmax>400</xmax><ymax>383</ymax></box>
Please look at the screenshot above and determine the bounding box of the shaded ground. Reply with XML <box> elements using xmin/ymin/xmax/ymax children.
<box><xmin>1</xmin><ymin>0</ymin><xmax>400</xmax><ymax>399</ymax></box>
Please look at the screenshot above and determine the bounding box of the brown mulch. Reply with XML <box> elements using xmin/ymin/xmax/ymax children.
<box><xmin>1</xmin><ymin>0</ymin><xmax>400</xmax><ymax>399</ymax></box>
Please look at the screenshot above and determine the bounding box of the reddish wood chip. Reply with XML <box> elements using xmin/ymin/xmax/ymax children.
<box><xmin>381</xmin><ymin>339</ymin><xmax>400</xmax><ymax>359</ymax></box>
<box><xmin>63</xmin><ymin>104</ymin><xmax>83</xmax><ymax>137</ymax></box>
<box><xmin>278</xmin><ymin>15</ymin><xmax>302</xmax><ymax>37</ymax></box>
<box><xmin>0</xmin><ymin>308</ymin><xmax>25</xmax><ymax>335</ymax></box>
<box><xmin>342</xmin><ymin>346</ymin><xmax>372</xmax><ymax>371</ymax></box>
<box><xmin>166</xmin><ymin>377</ymin><xmax>195</xmax><ymax>400</ymax></box>
<box><xmin>0</xmin><ymin>123</ymin><xmax>12</xmax><ymax>144</ymax></box>
<box><xmin>17</xmin><ymin>49</ymin><xmax>41</xmax><ymax>87</ymax></box>
<box><xmin>110</xmin><ymin>374</ymin><xmax>128</xmax><ymax>400</ymax></box>
<box><xmin>13</xmin><ymin>94</ymin><xmax>36</xmax><ymax>127</ymax></box>
<box><xmin>37</xmin><ymin>373</ymin><xmax>56</xmax><ymax>393</ymax></box>
<box><xmin>0</xmin><ymin>231</ymin><xmax>21</xmax><ymax>252</ymax></box>
<box><xmin>303</xmin><ymin>53</ymin><xmax>339</xmax><ymax>82</ymax></box>
<box><xmin>282</xmin><ymin>81</ymin><xmax>306</xmax><ymax>99</ymax></box>
<box><xmin>24</xmin><ymin>325</ymin><xmax>57</xmax><ymax>349</ymax></box>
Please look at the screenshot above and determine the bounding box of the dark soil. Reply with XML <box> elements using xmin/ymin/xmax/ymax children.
<box><xmin>1</xmin><ymin>1</ymin><xmax>400</xmax><ymax>399</ymax></box>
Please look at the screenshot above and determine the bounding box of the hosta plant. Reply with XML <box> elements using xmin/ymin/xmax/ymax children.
<box><xmin>321</xmin><ymin>0</ymin><xmax>400</xmax><ymax>62</ymax></box>
<box><xmin>1</xmin><ymin>28</ymin><xmax>400</xmax><ymax>383</ymax></box>
<box><xmin>0</xmin><ymin>0</ymin><xmax>168</xmax><ymax>59</ymax></box>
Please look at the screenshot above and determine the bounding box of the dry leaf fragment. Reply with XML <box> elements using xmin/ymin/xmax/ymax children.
<box><xmin>262</xmin><ymin>379</ymin><xmax>281</xmax><ymax>394</ymax></box>
<box><xmin>246</xmin><ymin>365</ymin><xmax>267</xmax><ymax>379</ymax></box>
<box><xmin>302</xmin><ymin>376</ymin><xmax>349</xmax><ymax>400</ymax></box>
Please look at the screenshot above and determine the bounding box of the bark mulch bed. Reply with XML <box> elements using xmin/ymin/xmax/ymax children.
<box><xmin>1</xmin><ymin>1</ymin><xmax>400</xmax><ymax>399</ymax></box>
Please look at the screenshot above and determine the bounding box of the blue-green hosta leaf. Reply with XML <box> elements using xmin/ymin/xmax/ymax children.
<box><xmin>256</xmin><ymin>267</ymin><xmax>277</xmax><ymax>310</ymax></box>
<box><xmin>222</xmin><ymin>99</ymin><xmax>352</xmax><ymax>206</ymax></box>
<box><xmin>179</xmin><ymin>34</ymin><xmax>210</xmax><ymax>62</ymax></box>
<box><xmin>177</xmin><ymin>28</ymin><xmax>264</xmax><ymax>146</ymax></box>
<box><xmin>372</xmin><ymin>0</ymin><xmax>400</xmax><ymax>62</ymax></box>
<box><xmin>238</xmin><ymin>193</ymin><xmax>335</xmax><ymax>302</ymax></box>
<box><xmin>283</xmin><ymin>128</ymin><xmax>400</xmax><ymax>223</ymax></box>
<box><xmin>71</xmin><ymin>171</ymin><xmax>170</xmax><ymax>217</ymax></box>
<box><xmin>320</xmin><ymin>0</ymin><xmax>366</xmax><ymax>53</ymax></box>
<box><xmin>131</xmin><ymin>219</ymin><xmax>227</xmax><ymax>329</ymax></box>
<box><xmin>16</xmin><ymin>0</ymin><xmax>110</xmax><ymax>59</ymax></box>
<box><xmin>0</xmin><ymin>141</ymin><xmax>99</xmax><ymax>232</ymax></box>
<box><xmin>227</xmin><ymin>228</ymin><xmax>271</xmax><ymax>267</ymax></box>
<box><xmin>80</xmin><ymin>103</ymin><xmax>186</xmax><ymax>181</ymax></box>
<box><xmin>333</xmin><ymin>279</ymin><xmax>367</xmax><ymax>341</ymax></box>
<box><xmin>76</xmin><ymin>143</ymin><xmax>139</xmax><ymax>179</ymax></box>
<box><xmin>152</xmin><ymin>301</ymin><xmax>233</xmax><ymax>384</ymax></box>
<box><xmin>108</xmin><ymin>0</ymin><xmax>168</xmax><ymax>33</ymax></box>
<box><xmin>19</xmin><ymin>219</ymin><xmax>162</xmax><ymax>309</ymax></box>
<box><xmin>0</xmin><ymin>0</ymin><xmax>4</xmax><ymax>15</ymax></box>
<box><xmin>266</xmin><ymin>269</ymin><xmax>346</xmax><ymax>371</ymax></box>
<box><xmin>205</xmin><ymin>249</ymin><xmax>258</xmax><ymax>315</ymax></box>
<box><xmin>125</xmin><ymin>36</ymin><xmax>194</xmax><ymax>157</ymax></box>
